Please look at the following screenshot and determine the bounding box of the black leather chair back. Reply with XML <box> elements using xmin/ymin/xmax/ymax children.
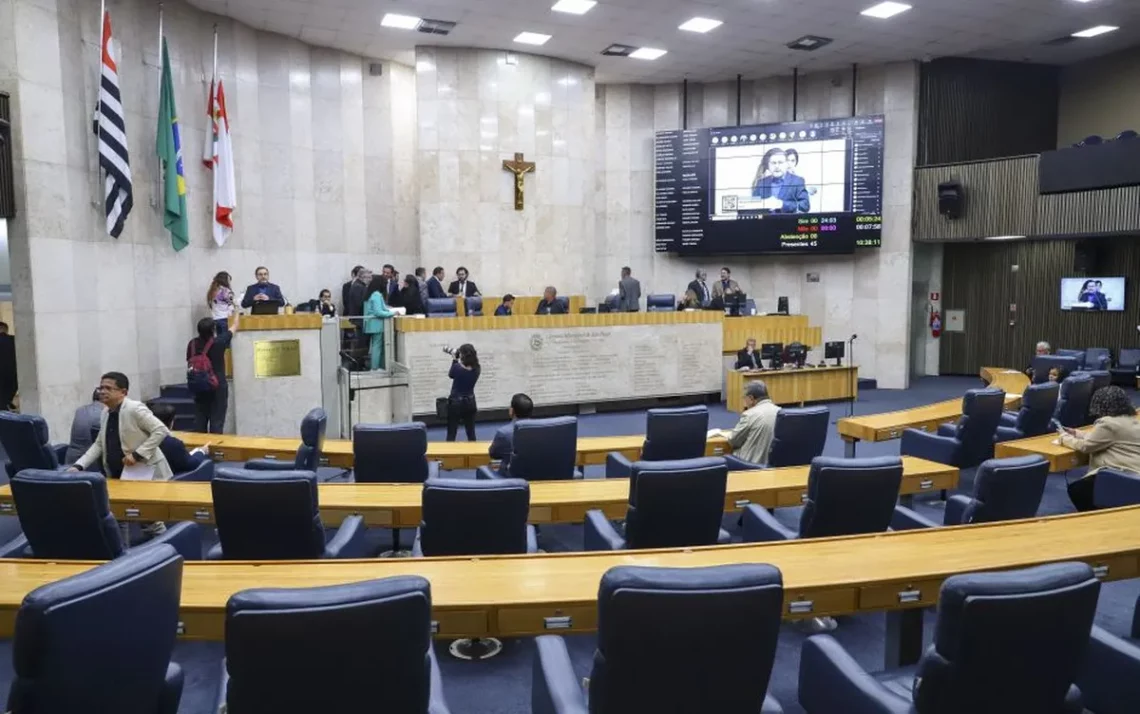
<box><xmin>1054</xmin><ymin>373</ymin><xmax>1094</xmax><ymax>428</ymax></box>
<box><xmin>1014</xmin><ymin>383</ymin><xmax>1059</xmax><ymax>437</ymax></box>
<box><xmin>224</xmin><ymin>576</ymin><xmax>433</xmax><ymax>713</ymax></box>
<box><xmin>914</xmin><ymin>562</ymin><xmax>1099</xmax><ymax>714</ymax></box>
<box><xmin>645</xmin><ymin>294</ymin><xmax>675</xmax><ymax>312</ymax></box>
<box><xmin>1084</xmin><ymin>348</ymin><xmax>1111</xmax><ymax>370</ymax></box>
<box><xmin>11</xmin><ymin>470</ymin><xmax>123</xmax><ymax>559</ymax></box>
<box><xmin>1031</xmin><ymin>355</ymin><xmax>1080</xmax><ymax>384</ymax></box>
<box><xmin>799</xmin><ymin>456</ymin><xmax>903</xmax><ymax>538</ymax></box>
<box><xmin>295</xmin><ymin>408</ymin><xmax>327</xmax><ymax>471</ymax></box>
<box><xmin>591</xmin><ymin>564</ymin><xmax>783</xmax><ymax>712</ymax></box>
<box><xmin>1081</xmin><ymin>369</ymin><xmax>1112</xmax><ymax>394</ymax></box>
<box><xmin>466</xmin><ymin>296</ymin><xmax>483</xmax><ymax>316</ymax></box>
<box><xmin>510</xmin><ymin>417</ymin><xmax>578</xmax><ymax>480</ymax></box>
<box><xmin>0</xmin><ymin>413</ymin><xmax>61</xmax><ymax>475</ymax></box>
<box><xmin>426</xmin><ymin>298</ymin><xmax>457</xmax><ymax>317</ymax></box>
<box><xmin>8</xmin><ymin>545</ymin><xmax>183</xmax><ymax>714</ymax></box>
<box><xmin>419</xmin><ymin>478</ymin><xmax>530</xmax><ymax>556</ymax></box>
<box><xmin>768</xmin><ymin>406</ymin><xmax>830</xmax><ymax>467</ymax></box>
<box><xmin>961</xmin><ymin>456</ymin><xmax>1048</xmax><ymax>524</ymax></box>
<box><xmin>641</xmin><ymin>406</ymin><xmax>708</xmax><ymax>462</ymax></box>
<box><xmin>353</xmin><ymin>422</ymin><xmax>430</xmax><ymax>483</ymax></box>
<box><xmin>956</xmin><ymin>388</ymin><xmax>1006</xmax><ymax>467</ymax></box>
<box><xmin>1117</xmin><ymin>348</ymin><xmax>1140</xmax><ymax>369</ymax></box>
<box><xmin>553</xmin><ymin>296</ymin><xmax>570</xmax><ymax>313</ymax></box>
<box><xmin>625</xmin><ymin>458</ymin><xmax>727</xmax><ymax>548</ymax></box>
<box><xmin>211</xmin><ymin>468</ymin><xmax>325</xmax><ymax>560</ymax></box>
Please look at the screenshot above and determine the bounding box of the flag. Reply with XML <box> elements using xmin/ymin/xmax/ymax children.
<box><xmin>155</xmin><ymin>37</ymin><xmax>189</xmax><ymax>251</ymax></box>
<box><xmin>202</xmin><ymin>78</ymin><xmax>236</xmax><ymax>247</ymax></box>
<box><xmin>94</xmin><ymin>10</ymin><xmax>133</xmax><ymax>238</ymax></box>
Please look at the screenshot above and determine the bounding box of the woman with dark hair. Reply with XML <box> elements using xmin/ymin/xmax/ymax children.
<box><xmin>1060</xmin><ymin>385</ymin><xmax>1140</xmax><ymax>510</ymax></box>
<box><xmin>363</xmin><ymin>276</ymin><xmax>396</xmax><ymax>370</ymax></box>
<box><xmin>186</xmin><ymin>313</ymin><xmax>239</xmax><ymax>433</ymax></box>
<box><xmin>446</xmin><ymin>343</ymin><xmax>481</xmax><ymax>442</ymax></box>
<box><xmin>400</xmin><ymin>274</ymin><xmax>426</xmax><ymax>316</ymax></box>
<box><xmin>207</xmin><ymin>271</ymin><xmax>234</xmax><ymax>335</ymax></box>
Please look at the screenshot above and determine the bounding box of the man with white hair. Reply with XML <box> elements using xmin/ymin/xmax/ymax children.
<box><xmin>727</xmin><ymin>380</ymin><xmax>780</xmax><ymax>465</ymax></box>
<box><xmin>1026</xmin><ymin>341</ymin><xmax>1052</xmax><ymax>379</ymax></box>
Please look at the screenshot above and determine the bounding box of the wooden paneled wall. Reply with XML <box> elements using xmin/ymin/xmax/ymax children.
<box><xmin>939</xmin><ymin>238</ymin><xmax>1140</xmax><ymax>374</ymax></box>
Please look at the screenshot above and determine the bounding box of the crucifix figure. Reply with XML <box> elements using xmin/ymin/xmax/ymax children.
<box><xmin>502</xmin><ymin>152</ymin><xmax>536</xmax><ymax>210</ymax></box>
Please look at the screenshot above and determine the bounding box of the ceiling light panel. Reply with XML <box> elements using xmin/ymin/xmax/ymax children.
<box><xmin>860</xmin><ymin>2</ymin><xmax>912</xmax><ymax>19</ymax></box>
<box><xmin>552</xmin><ymin>0</ymin><xmax>596</xmax><ymax>14</ymax></box>
<box><xmin>514</xmin><ymin>32</ymin><xmax>552</xmax><ymax>45</ymax></box>
<box><xmin>630</xmin><ymin>47</ymin><xmax>667</xmax><ymax>60</ymax></box>
<box><xmin>380</xmin><ymin>13</ymin><xmax>422</xmax><ymax>30</ymax></box>
<box><xmin>679</xmin><ymin>17</ymin><xmax>723</xmax><ymax>33</ymax></box>
<box><xmin>1072</xmin><ymin>25</ymin><xmax>1119</xmax><ymax>38</ymax></box>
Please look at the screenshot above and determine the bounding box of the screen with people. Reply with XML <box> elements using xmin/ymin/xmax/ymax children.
<box><xmin>1060</xmin><ymin>277</ymin><xmax>1125</xmax><ymax>312</ymax></box>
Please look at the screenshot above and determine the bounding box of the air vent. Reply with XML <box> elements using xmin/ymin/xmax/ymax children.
<box><xmin>418</xmin><ymin>19</ymin><xmax>456</xmax><ymax>35</ymax></box>
<box><xmin>601</xmin><ymin>44</ymin><xmax>636</xmax><ymax>57</ymax></box>
<box><xmin>1043</xmin><ymin>35</ymin><xmax>1078</xmax><ymax>47</ymax></box>
<box><xmin>786</xmin><ymin>35</ymin><xmax>833</xmax><ymax>52</ymax></box>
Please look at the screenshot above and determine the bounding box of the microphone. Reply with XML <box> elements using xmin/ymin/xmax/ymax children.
<box><xmin>849</xmin><ymin>334</ymin><xmax>858</xmax><ymax>341</ymax></box>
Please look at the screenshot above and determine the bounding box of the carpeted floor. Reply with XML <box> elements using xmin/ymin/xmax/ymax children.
<box><xmin>1</xmin><ymin>375</ymin><xmax>1137</xmax><ymax>712</ymax></box>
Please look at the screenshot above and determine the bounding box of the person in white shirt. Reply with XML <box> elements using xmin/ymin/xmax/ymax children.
<box><xmin>727</xmin><ymin>381</ymin><xmax>780</xmax><ymax>464</ymax></box>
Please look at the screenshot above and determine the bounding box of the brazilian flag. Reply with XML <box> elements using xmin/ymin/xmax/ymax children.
<box><xmin>156</xmin><ymin>37</ymin><xmax>189</xmax><ymax>251</ymax></box>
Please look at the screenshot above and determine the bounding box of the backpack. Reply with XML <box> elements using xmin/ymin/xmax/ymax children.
<box><xmin>187</xmin><ymin>338</ymin><xmax>219</xmax><ymax>393</ymax></box>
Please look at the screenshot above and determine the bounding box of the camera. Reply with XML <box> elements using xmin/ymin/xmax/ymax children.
<box><xmin>442</xmin><ymin>345</ymin><xmax>456</xmax><ymax>356</ymax></box>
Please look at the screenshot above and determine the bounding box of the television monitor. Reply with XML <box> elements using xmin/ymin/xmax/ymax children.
<box><xmin>784</xmin><ymin>342</ymin><xmax>808</xmax><ymax>367</ymax></box>
<box><xmin>825</xmin><ymin>341</ymin><xmax>845</xmax><ymax>366</ymax></box>
<box><xmin>760</xmin><ymin>343</ymin><xmax>783</xmax><ymax>360</ymax></box>
<box><xmin>655</xmin><ymin>115</ymin><xmax>884</xmax><ymax>255</ymax></box>
<box><xmin>777</xmin><ymin>296</ymin><xmax>789</xmax><ymax>315</ymax></box>
<box><xmin>1060</xmin><ymin>277</ymin><xmax>1125</xmax><ymax>312</ymax></box>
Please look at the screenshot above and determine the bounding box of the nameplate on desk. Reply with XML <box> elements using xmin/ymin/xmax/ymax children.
<box><xmin>253</xmin><ymin>340</ymin><xmax>302</xmax><ymax>378</ymax></box>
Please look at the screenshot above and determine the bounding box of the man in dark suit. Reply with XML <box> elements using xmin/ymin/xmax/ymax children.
<box><xmin>752</xmin><ymin>149</ymin><xmax>809</xmax><ymax>213</ymax></box>
<box><xmin>495</xmin><ymin>294</ymin><xmax>515</xmax><ymax>316</ymax></box>
<box><xmin>240</xmin><ymin>266</ymin><xmax>287</xmax><ymax>308</ymax></box>
<box><xmin>0</xmin><ymin>322</ymin><xmax>16</xmax><ymax>410</ymax></box>
<box><xmin>735</xmin><ymin>338</ymin><xmax>762</xmax><ymax>371</ymax></box>
<box><xmin>448</xmin><ymin>266</ymin><xmax>480</xmax><ymax>298</ymax></box>
<box><xmin>489</xmin><ymin>393</ymin><xmax>533</xmax><ymax>477</ymax></box>
<box><xmin>341</xmin><ymin>265</ymin><xmax>363</xmax><ymax>314</ymax></box>
<box><xmin>687</xmin><ymin>270</ymin><xmax>711</xmax><ymax>307</ymax></box>
<box><xmin>427</xmin><ymin>266</ymin><xmax>447</xmax><ymax>299</ymax></box>
<box><xmin>535</xmin><ymin>286</ymin><xmax>566</xmax><ymax>315</ymax></box>
<box><xmin>618</xmin><ymin>266</ymin><xmax>641</xmax><ymax>312</ymax></box>
<box><xmin>379</xmin><ymin>264</ymin><xmax>402</xmax><ymax>306</ymax></box>
<box><xmin>150</xmin><ymin>402</ymin><xmax>207</xmax><ymax>476</ymax></box>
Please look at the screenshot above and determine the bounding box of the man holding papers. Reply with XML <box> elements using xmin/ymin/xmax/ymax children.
<box><xmin>71</xmin><ymin>372</ymin><xmax>173</xmax><ymax>482</ymax></box>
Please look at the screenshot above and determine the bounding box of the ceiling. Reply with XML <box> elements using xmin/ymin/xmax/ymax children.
<box><xmin>187</xmin><ymin>0</ymin><xmax>1140</xmax><ymax>83</ymax></box>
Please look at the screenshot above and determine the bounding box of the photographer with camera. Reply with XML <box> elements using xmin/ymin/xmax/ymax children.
<box><xmin>444</xmin><ymin>344</ymin><xmax>481</xmax><ymax>442</ymax></box>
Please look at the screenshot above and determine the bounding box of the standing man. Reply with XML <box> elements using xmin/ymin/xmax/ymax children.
<box><xmin>0</xmin><ymin>322</ymin><xmax>16</xmax><ymax>410</ymax></box>
<box><xmin>618</xmin><ymin>266</ymin><xmax>641</xmax><ymax>312</ymax></box>
<box><xmin>687</xmin><ymin>270</ymin><xmax>711</xmax><ymax>307</ymax></box>
<box><xmin>240</xmin><ymin>266</ymin><xmax>287</xmax><ymax>308</ymax></box>
<box><xmin>725</xmin><ymin>381</ymin><xmax>780</xmax><ymax>465</ymax></box>
<box><xmin>341</xmin><ymin>266</ymin><xmax>363</xmax><ymax>315</ymax></box>
<box><xmin>489</xmin><ymin>393</ymin><xmax>533</xmax><ymax>477</ymax></box>
<box><xmin>414</xmin><ymin>267</ymin><xmax>430</xmax><ymax>306</ymax></box>
<box><xmin>427</xmin><ymin>266</ymin><xmax>447</xmax><ymax>299</ymax></box>
<box><xmin>711</xmin><ymin>267</ymin><xmax>741</xmax><ymax>301</ymax></box>
<box><xmin>71</xmin><ymin>372</ymin><xmax>173</xmax><ymax>481</ymax></box>
<box><xmin>378</xmin><ymin>264</ymin><xmax>401</xmax><ymax>306</ymax></box>
<box><xmin>448</xmin><ymin>266</ymin><xmax>480</xmax><ymax>298</ymax></box>
<box><xmin>65</xmin><ymin>389</ymin><xmax>104</xmax><ymax>464</ymax></box>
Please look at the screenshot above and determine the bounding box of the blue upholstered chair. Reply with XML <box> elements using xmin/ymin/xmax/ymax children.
<box><xmin>0</xmin><ymin>412</ymin><xmax>67</xmax><ymax>477</ymax></box>
<box><xmin>585</xmin><ymin>457</ymin><xmax>730</xmax><ymax>550</ymax></box>
<box><xmin>900</xmin><ymin>388</ymin><xmax>1004</xmax><ymax>467</ymax></box>
<box><xmin>426</xmin><ymin>297</ymin><xmax>458</xmax><ymax>317</ymax></box>
<box><xmin>208</xmin><ymin>467</ymin><xmax>368</xmax><ymax>560</ymax></box>
<box><xmin>1053</xmin><ymin>372</ymin><xmax>1094</xmax><ymax>428</ymax></box>
<box><xmin>244</xmin><ymin>408</ymin><xmax>346</xmax><ymax>482</ymax></box>
<box><xmin>170</xmin><ymin>456</ymin><xmax>215</xmax><ymax>482</ymax></box>
<box><xmin>798</xmin><ymin>562</ymin><xmax>1100</xmax><ymax>714</ymax></box>
<box><xmin>465</xmin><ymin>296</ymin><xmax>483</xmax><ymax>316</ymax></box>
<box><xmin>1117</xmin><ymin>129</ymin><xmax>1140</xmax><ymax>141</ymax></box>
<box><xmin>476</xmin><ymin>416</ymin><xmax>581</xmax><ymax>481</ymax></box>
<box><xmin>352</xmin><ymin>422</ymin><xmax>439</xmax><ymax>483</ymax></box>
<box><xmin>0</xmin><ymin>470</ymin><xmax>200</xmax><ymax>561</ymax></box>
<box><xmin>1056</xmin><ymin>348</ymin><xmax>1085</xmax><ymax>361</ymax></box>
<box><xmin>216</xmin><ymin>576</ymin><xmax>451</xmax><ymax>714</ymax></box>
<box><xmin>1031</xmin><ymin>355</ymin><xmax>1081</xmax><ymax>384</ymax></box>
<box><xmin>892</xmin><ymin>455</ymin><xmax>1048</xmax><ymax>530</ymax></box>
<box><xmin>1110</xmin><ymin>348</ymin><xmax>1140</xmax><ymax>386</ymax></box>
<box><xmin>742</xmin><ymin>456</ymin><xmax>903</xmax><ymax>542</ymax></box>
<box><xmin>413</xmin><ymin>478</ymin><xmax>536</xmax><ymax>556</ymax></box>
<box><xmin>1083</xmin><ymin>348</ymin><xmax>1111</xmax><ymax>371</ymax></box>
<box><xmin>532</xmin><ymin>564</ymin><xmax>786</xmax><ymax>714</ymax></box>
<box><xmin>6</xmin><ymin>545</ymin><xmax>185</xmax><ymax>714</ymax></box>
<box><xmin>601</xmin><ymin>294</ymin><xmax>620</xmax><ymax>312</ymax></box>
<box><xmin>1092</xmin><ymin>468</ymin><xmax>1140</xmax><ymax>507</ymax></box>
<box><xmin>1078</xmin><ymin>594</ymin><xmax>1140</xmax><ymax>714</ymax></box>
<box><xmin>996</xmin><ymin>382</ymin><xmax>1059</xmax><ymax>441</ymax></box>
<box><xmin>553</xmin><ymin>296</ymin><xmax>570</xmax><ymax>313</ymax></box>
<box><xmin>606</xmin><ymin>406</ymin><xmax>709</xmax><ymax>478</ymax></box>
<box><xmin>734</xmin><ymin>406</ymin><xmax>830</xmax><ymax>469</ymax></box>
<box><xmin>646</xmin><ymin>294</ymin><xmax>675</xmax><ymax>311</ymax></box>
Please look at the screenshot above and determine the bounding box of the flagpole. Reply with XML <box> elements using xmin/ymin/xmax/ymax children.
<box><xmin>94</xmin><ymin>0</ymin><xmax>106</xmax><ymax>203</ymax></box>
<box><xmin>212</xmin><ymin>24</ymin><xmax>218</xmax><ymax>82</ymax></box>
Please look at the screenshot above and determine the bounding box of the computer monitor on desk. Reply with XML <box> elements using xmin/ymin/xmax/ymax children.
<box><xmin>761</xmin><ymin>342</ymin><xmax>783</xmax><ymax>369</ymax></box>
<box><xmin>250</xmin><ymin>301</ymin><xmax>283</xmax><ymax>316</ymax></box>
<box><xmin>724</xmin><ymin>292</ymin><xmax>747</xmax><ymax>317</ymax></box>
<box><xmin>777</xmin><ymin>296</ymin><xmax>789</xmax><ymax>315</ymax></box>
<box><xmin>825</xmin><ymin>341</ymin><xmax>845</xmax><ymax>366</ymax></box>
<box><xmin>784</xmin><ymin>342</ymin><xmax>807</xmax><ymax>368</ymax></box>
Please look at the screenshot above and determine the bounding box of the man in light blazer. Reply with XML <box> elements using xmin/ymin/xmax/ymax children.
<box><xmin>711</xmin><ymin>267</ymin><xmax>741</xmax><ymax>301</ymax></box>
<box><xmin>618</xmin><ymin>266</ymin><xmax>641</xmax><ymax>312</ymax></box>
<box><xmin>71</xmin><ymin>371</ymin><xmax>173</xmax><ymax>482</ymax></box>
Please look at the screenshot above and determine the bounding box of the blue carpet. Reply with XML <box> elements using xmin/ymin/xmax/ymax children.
<box><xmin>1</xmin><ymin>375</ymin><xmax>1137</xmax><ymax>713</ymax></box>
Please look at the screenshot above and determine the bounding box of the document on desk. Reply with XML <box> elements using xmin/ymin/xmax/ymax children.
<box><xmin>121</xmin><ymin>463</ymin><xmax>156</xmax><ymax>481</ymax></box>
<box><xmin>707</xmin><ymin>429</ymin><xmax>730</xmax><ymax>440</ymax></box>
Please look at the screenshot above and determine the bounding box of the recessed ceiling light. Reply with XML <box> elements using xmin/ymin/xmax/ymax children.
<box><xmin>381</xmin><ymin>13</ymin><xmax>422</xmax><ymax>30</ymax></box>
<box><xmin>1072</xmin><ymin>25</ymin><xmax>1119</xmax><ymax>38</ymax></box>
<box><xmin>630</xmin><ymin>47</ymin><xmax>667</xmax><ymax>60</ymax></box>
<box><xmin>514</xmin><ymin>32</ymin><xmax>552</xmax><ymax>45</ymax></box>
<box><xmin>860</xmin><ymin>2</ymin><xmax>912</xmax><ymax>19</ymax></box>
<box><xmin>552</xmin><ymin>0</ymin><xmax>596</xmax><ymax>14</ymax></box>
<box><xmin>679</xmin><ymin>17</ymin><xmax>722</xmax><ymax>33</ymax></box>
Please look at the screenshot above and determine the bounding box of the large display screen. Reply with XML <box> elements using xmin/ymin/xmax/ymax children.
<box><xmin>1060</xmin><ymin>277</ymin><xmax>1125</xmax><ymax>312</ymax></box>
<box><xmin>655</xmin><ymin>115</ymin><xmax>884</xmax><ymax>255</ymax></box>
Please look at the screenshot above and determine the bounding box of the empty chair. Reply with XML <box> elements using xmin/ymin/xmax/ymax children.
<box><xmin>742</xmin><ymin>456</ymin><xmax>903</xmax><ymax>542</ymax></box>
<box><xmin>893</xmin><ymin>455</ymin><xmax>1048</xmax><ymax>529</ymax></box>
<box><xmin>413</xmin><ymin>478</ymin><xmax>536</xmax><ymax>556</ymax></box>
<box><xmin>1110</xmin><ymin>348</ymin><xmax>1140</xmax><ymax>386</ymax></box>
<box><xmin>353</xmin><ymin>422</ymin><xmax>439</xmax><ymax>483</ymax></box>
<box><xmin>645</xmin><ymin>294</ymin><xmax>675</xmax><ymax>312</ymax></box>
<box><xmin>208</xmin><ymin>468</ymin><xmax>367</xmax><ymax>560</ymax></box>
<box><xmin>1031</xmin><ymin>355</ymin><xmax>1081</xmax><ymax>384</ymax></box>
<box><xmin>0</xmin><ymin>470</ymin><xmax>200</xmax><ymax>561</ymax></box>
<box><xmin>476</xmin><ymin>416</ymin><xmax>581</xmax><ymax>481</ymax></box>
<box><xmin>996</xmin><ymin>382</ymin><xmax>1059</xmax><ymax>441</ymax></box>
<box><xmin>727</xmin><ymin>406</ymin><xmax>830</xmax><ymax>470</ymax></box>
<box><xmin>217</xmin><ymin>576</ymin><xmax>452</xmax><ymax>714</ymax></box>
<box><xmin>1078</xmin><ymin>134</ymin><xmax>1103</xmax><ymax>147</ymax></box>
<box><xmin>532</xmin><ymin>564</ymin><xmax>786</xmax><ymax>713</ymax></box>
<box><xmin>0</xmin><ymin>412</ymin><xmax>67</xmax><ymax>477</ymax></box>
<box><xmin>1092</xmin><ymin>468</ymin><xmax>1140</xmax><ymax>508</ymax></box>
<box><xmin>1083</xmin><ymin>348</ymin><xmax>1111</xmax><ymax>371</ymax></box>
<box><xmin>1116</xmin><ymin>129</ymin><xmax>1139</xmax><ymax>141</ymax></box>
<box><xmin>465</xmin><ymin>296</ymin><xmax>483</xmax><ymax>316</ymax></box>
<box><xmin>798</xmin><ymin>562</ymin><xmax>1100</xmax><ymax>714</ymax></box>
<box><xmin>7</xmin><ymin>545</ymin><xmax>185</xmax><ymax>714</ymax></box>
<box><xmin>606</xmin><ymin>406</ymin><xmax>709</xmax><ymax>478</ymax></box>
<box><xmin>1078</xmin><ymin>593</ymin><xmax>1140</xmax><ymax>714</ymax></box>
<box><xmin>426</xmin><ymin>297</ymin><xmax>458</xmax><ymax>317</ymax></box>
<box><xmin>244</xmin><ymin>408</ymin><xmax>346</xmax><ymax>482</ymax></box>
<box><xmin>585</xmin><ymin>457</ymin><xmax>730</xmax><ymax>550</ymax></box>
<box><xmin>901</xmin><ymin>388</ymin><xmax>1004</xmax><ymax>467</ymax></box>
<box><xmin>1053</xmin><ymin>373</ymin><xmax>1094</xmax><ymax>428</ymax></box>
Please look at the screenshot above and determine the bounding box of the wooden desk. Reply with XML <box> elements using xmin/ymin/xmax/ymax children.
<box><xmin>720</xmin><ymin>315</ymin><xmax>822</xmax><ymax>355</ymax></box>
<box><xmin>174</xmin><ymin>433</ymin><xmax>732</xmax><ymax>471</ymax></box>
<box><xmin>0</xmin><ymin>457</ymin><xmax>956</xmax><ymax>527</ymax></box>
<box><xmin>836</xmin><ymin>367</ymin><xmax>1027</xmax><ymax>457</ymax></box>
<box><xmin>726</xmin><ymin>366</ymin><xmax>857</xmax><ymax>412</ymax></box>
<box><xmin>994</xmin><ymin>432</ymin><xmax>1087</xmax><ymax>472</ymax></box>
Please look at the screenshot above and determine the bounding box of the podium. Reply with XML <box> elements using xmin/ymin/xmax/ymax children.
<box><xmin>230</xmin><ymin>314</ymin><xmax>342</xmax><ymax>438</ymax></box>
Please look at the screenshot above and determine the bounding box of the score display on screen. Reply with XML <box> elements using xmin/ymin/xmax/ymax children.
<box><xmin>1060</xmin><ymin>277</ymin><xmax>1125</xmax><ymax>312</ymax></box>
<box><xmin>655</xmin><ymin>115</ymin><xmax>884</xmax><ymax>255</ymax></box>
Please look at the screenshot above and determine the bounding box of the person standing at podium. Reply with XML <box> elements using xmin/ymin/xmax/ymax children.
<box><xmin>186</xmin><ymin>314</ymin><xmax>239</xmax><ymax>434</ymax></box>
<box><xmin>363</xmin><ymin>276</ymin><xmax>396</xmax><ymax>370</ymax></box>
<box><xmin>207</xmin><ymin>272</ymin><xmax>235</xmax><ymax>335</ymax></box>
<box><xmin>240</xmin><ymin>266</ymin><xmax>286</xmax><ymax>309</ymax></box>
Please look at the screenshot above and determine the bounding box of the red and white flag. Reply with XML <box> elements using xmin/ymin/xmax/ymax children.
<box><xmin>203</xmin><ymin>78</ymin><xmax>236</xmax><ymax>247</ymax></box>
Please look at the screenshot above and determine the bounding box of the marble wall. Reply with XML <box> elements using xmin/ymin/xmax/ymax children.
<box><xmin>0</xmin><ymin>0</ymin><xmax>416</xmax><ymax>435</ymax></box>
<box><xmin>415</xmin><ymin>48</ymin><xmax>595</xmax><ymax>296</ymax></box>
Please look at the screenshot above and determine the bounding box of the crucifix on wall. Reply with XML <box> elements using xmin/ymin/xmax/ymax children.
<box><xmin>502</xmin><ymin>152</ymin><xmax>536</xmax><ymax>210</ymax></box>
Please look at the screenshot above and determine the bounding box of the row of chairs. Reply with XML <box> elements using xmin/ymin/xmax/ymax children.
<box><xmin>422</xmin><ymin>295</ymin><xmax>572</xmax><ymax>317</ymax></box>
<box><xmin>1034</xmin><ymin>348</ymin><xmax>1140</xmax><ymax>386</ymax></box>
<box><xmin>13</xmin><ymin>542</ymin><xmax>1140</xmax><ymax>713</ymax></box>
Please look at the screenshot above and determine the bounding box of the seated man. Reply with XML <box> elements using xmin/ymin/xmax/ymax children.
<box><xmin>725</xmin><ymin>381</ymin><xmax>780</xmax><ymax>465</ymax></box>
<box><xmin>65</xmin><ymin>389</ymin><xmax>105</xmax><ymax>464</ymax></box>
<box><xmin>1025</xmin><ymin>340</ymin><xmax>1050</xmax><ymax>379</ymax></box>
<box><xmin>495</xmin><ymin>294</ymin><xmax>515</xmax><ymax>316</ymax></box>
<box><xmin>489</xmin><ymin>393</ymin><xmax>534</xmax><ymax>477</ymax></box>
<box><xmin>735</xmin><ymin>338</ymin><xmax>762</xmax><ymax>371</ymax></box>
<box><xmin>149</xmin><ymin>402</ymin><xmax>207</xmax><ymax>475</ymax></box>
<box><xmin>535</xmin><ymin>286</ymin><xmax>566</xmax><ymax>315</ymax></box>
